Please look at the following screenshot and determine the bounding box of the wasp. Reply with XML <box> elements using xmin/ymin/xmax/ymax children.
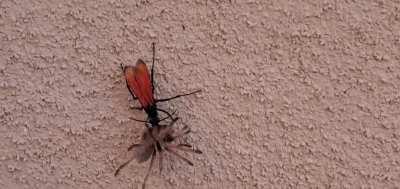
<box><xmin>120</xmin><ymin>43</ymin><xmax>200</xmax><ymax>127</ymax></box>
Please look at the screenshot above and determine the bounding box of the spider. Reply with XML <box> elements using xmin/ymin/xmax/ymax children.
<box><xmin>115</xmin><ymin>118</ymin><xmax>202</xmax><ymax>189</ymax></box>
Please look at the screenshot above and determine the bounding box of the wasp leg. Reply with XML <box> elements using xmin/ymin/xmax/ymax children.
<box><xmin>156</xmin><ymin>90</ymin><xmax>201</xmax><ymax>103</ymax></box>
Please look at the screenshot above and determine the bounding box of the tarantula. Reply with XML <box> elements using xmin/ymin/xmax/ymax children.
<box><xmin>114</xmin><ymin>118</ymin><xmax>202</xmax><ymax>189</ymax></box>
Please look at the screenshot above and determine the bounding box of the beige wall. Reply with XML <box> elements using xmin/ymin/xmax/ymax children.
<box><xmin>1</xmin><ymin>0</ymin><xmax>399</xmax><ymax>188</ymax></box>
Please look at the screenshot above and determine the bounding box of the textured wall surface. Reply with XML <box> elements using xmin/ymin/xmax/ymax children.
<box><xmin>1</xmin><ymin>0</ymin><xmax>400</xmax><ymax>188</ymax></box>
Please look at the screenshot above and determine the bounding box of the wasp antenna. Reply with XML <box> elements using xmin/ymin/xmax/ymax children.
<box><xmin>151</xmin><ymin>42</ymin><xmax>156</xmax><ymax>93</ymax></box>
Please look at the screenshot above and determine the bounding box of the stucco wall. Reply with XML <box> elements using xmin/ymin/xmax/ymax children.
<box><xmin>1</xmin><ymin>0</ymin><xmax>400</xmax><ymax>188</ymax></box>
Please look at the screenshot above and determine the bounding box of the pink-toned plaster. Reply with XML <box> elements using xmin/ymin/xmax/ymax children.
<box><xmin>1</xmin><ymin>0</ymin><xmax>400</xmax><ymax>188</ymax></box>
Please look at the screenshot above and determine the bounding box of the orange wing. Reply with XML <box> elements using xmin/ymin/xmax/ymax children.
<box><xmin>123</xmin><ymin>59</ymin><xmax>154</xmax><ymax>109</ymax></box>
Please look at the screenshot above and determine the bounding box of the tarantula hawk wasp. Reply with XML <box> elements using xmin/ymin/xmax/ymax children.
<box><xmin>115</xmin><ymin>43</ymin><xmax>202</xmax><ymax>189</ymax></box>
<box><xmin>120</xmin><ymin>42</ymin><xmax>200</xmax><ymax>127</ymax></box>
